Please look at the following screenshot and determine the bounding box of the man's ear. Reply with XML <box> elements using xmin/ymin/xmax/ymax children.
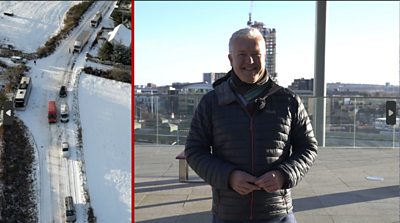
<box><xmin>228</xmin><ymin>54</ymin><xmax>233</xmax><ymax>66</ymax></box>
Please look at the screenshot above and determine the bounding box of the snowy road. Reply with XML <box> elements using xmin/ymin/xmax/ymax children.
<box><xmin>15</xmin><ymin>1</ymin><xmax>116</xmax><ymax>222</ymax></box>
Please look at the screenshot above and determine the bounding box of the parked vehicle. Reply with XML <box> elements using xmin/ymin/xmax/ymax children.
<box><xmin>59</xmin><ymin>85</ymin><xmax>67</xmax><ymax>97</ymax></box>
<box><xmin>3</xmin><ymin>11</ymin><xmax>14</xmax><ymax>16</ymax></box>
<box><xmin>14</xmin><ymin>76</ymin><xmax>32</xmax><ymax>110</ymax></box>
<box><xmin>48</xmin><ymin>101</ymin><xmax>57</xmax><ymax>123</ymax></box>
<box><xmin>73</xmin><ymin>30</ymin><xmax>90</xmax><ymax>53</ymax></box>
<box><xmin>65</xmin><ymin>196</ymin><xmax>76</xmax><ymax>222</ymax></box>
<box><xmin>60</xmin><ymin>102</ymin><xmax>69</xmax><ymax>123</ymax></box>
<box><xmin>90</xmin><ymin>11</ymin><xmax>102</xmax><ymax>28</ymax></box>
<box><xmin>61</xmin><ymin>141</ymin><xmax>69</xmax><ymax>158</ymax></box>
<box><xmin>11</xmin><ymin>56</ymin><xmax>27</xmax><ymax>63</ymax></box>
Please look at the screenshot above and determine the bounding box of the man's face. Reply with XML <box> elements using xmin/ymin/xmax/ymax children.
<box><xmin>228</xmin><ymin>37</ymin><xmax>266</xmax><ymax>84</ymax></box>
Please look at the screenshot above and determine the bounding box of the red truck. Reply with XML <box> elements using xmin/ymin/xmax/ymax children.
<box><xmin>48</xmin><ymin>101</ymin><xmax>57</xmax><ymax>123</ymax></box>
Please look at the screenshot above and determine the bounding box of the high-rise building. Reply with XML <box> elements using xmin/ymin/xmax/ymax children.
<box><xmin>288</xmin><ymin>78</ymin><xmax>314</xmax><ymax>91</ymax></box>
<box><xmin>203</xmin><ymin>72</ymin><xmax>227</xmax><ymax>84</ymax></box>
<box><xmin>288</xmin><ymin>78</ymin><xmax>314</xmax><ymax>96</ymax></box>
<box><xmin>247</xmin><ymin>17</ymin><xmax>277</xmax><ymax>81</ymax></box>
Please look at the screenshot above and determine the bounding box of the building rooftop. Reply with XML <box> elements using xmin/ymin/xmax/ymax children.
<box><xmin>108</xmin><ymin>23</ymin><xmax>131</xmax><ymax>46</ymax></box>
<box><xmin>135</xmin><ymin>144</ymin><xmax>399</xmax><ymax>223</ymax></box>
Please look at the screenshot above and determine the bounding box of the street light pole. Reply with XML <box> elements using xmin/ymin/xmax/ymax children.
<box><xmin>156</xmin><ymin>96</ymin><xmax>159</xmax><ymax>144</ymax></box>
<box><xmin>353</xmin><ymin>98</ymin><xmax>357</xmax><ymax>148</ymax></box>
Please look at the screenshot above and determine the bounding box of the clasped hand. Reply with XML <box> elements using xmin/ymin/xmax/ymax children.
<box><xmin>229</xmin><ymin>170</ymin><xmax>284</xmax><ymax>195</ymax></box>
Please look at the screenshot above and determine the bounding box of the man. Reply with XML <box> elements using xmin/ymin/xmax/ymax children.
<box><xmin>185</xmin><ymin>27</ymin><xmax>318</xmax><ymax>223</ymax></box>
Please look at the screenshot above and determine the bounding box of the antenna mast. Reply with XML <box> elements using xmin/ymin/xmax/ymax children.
<box><xmin>247</xmin><ymin>1</ymin><xmax>253</xmax><ymax>26</ymax></box>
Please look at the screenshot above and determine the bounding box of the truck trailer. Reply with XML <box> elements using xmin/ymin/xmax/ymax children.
<box><xmin>90</xmin><ymin>11</ymin><xmax>102</xmax><ymax>28</ymax></box>
<box><xmin>73</xmin><ymin>30</ymin><xmax>90</xmax><ymax>53</ymax></box>
<box><xmin>48</xmin><ymin>100</ymin><xmax>57</xmax><ymax>123</ymax></box>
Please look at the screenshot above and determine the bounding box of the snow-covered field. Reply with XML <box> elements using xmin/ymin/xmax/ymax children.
<box><xmin>0</xmin><ymin>1</ymin><xmax>131</xmax><ymax>222</ymax></box>
<box><xmin>0</xmin><ymin>1</ymin><xmax>80</xmax><ymax>52</ymax></box>
<box><xmin>80</xmin><ymin>74</ymin><xmax>132</xmax><ymax>222</ymax></box>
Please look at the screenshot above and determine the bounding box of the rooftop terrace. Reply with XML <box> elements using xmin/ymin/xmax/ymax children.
<box><xmin>135</xmin><ymin>145</ymin><xmax>399</xmax><ymax>223</ymax></box>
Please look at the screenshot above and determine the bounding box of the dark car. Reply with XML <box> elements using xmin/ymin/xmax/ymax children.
<box><xmin>59</xmin><ymin>85</ymin><xmax>67</xmax><ymax>97</ymax></box>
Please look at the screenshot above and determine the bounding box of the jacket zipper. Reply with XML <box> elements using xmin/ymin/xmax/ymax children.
<box><xmin>249</xmin><ymin>116</ymin><xmax>254</xmax><ymax>220</ymax></box>
<box><xmin>232</xmin><ymin>83</ymin><xmax>281</xmax><ymax>220</ymax></box>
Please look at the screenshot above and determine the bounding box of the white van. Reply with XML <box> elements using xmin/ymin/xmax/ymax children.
<box><xmin>61</xmin><ymin>142</ymin><xmax>69</xmax><ymax>158</ymax></box>
<box><xmin>60</xmin><ymin>102</ymin><xmax>69</xmax><ymax>123</ymax></box>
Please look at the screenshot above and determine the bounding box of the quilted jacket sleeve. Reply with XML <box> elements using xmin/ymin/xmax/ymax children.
<box><xmin>184</xmin><ymin>93</ymin><xmax>236</xmax><ymax>189</ymax></box>
<box><xmin>276</xmin><ymin>95</ymin><xmax>318</xmax><ymax>189</ymax></box>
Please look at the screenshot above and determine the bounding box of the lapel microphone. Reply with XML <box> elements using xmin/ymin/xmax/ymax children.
<box><xmin>254</xmin><ymin>98</ymin><xmax>266</xmax><ymax>111</ymax></box>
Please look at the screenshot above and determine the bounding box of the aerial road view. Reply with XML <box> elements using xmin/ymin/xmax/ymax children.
<box><xmin>0</xmin><ymin>1</ymin><xmax>131</xmax><ymax>222</ymax></box>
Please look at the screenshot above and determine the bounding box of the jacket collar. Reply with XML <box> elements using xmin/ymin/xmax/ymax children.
<box><xmin>213</xmin><ymin>70</ymin><xmax>282</xmax><ymax>106</ymax></box>
<box><xmin>214</xmin><ymin>79</ymin><xmax>236</xmax><ymax>106</ymax></box>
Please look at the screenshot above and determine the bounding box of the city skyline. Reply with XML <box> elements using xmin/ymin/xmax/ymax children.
<box><xmin>135</xmin><ymin>1</ymin><xmax>399</xmax><ymax>88</ymax></box>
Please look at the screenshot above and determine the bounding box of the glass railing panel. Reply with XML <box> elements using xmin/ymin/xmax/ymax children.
<box><xmin>135</xmin><ymin>94</ymin><xmax>399</xmax><ymax>148</ymax></box>
<box><xmin>300</xmin><ymin>96</ymin><xmax>399</xmax><ymax>148</ymax></box>
<box><xmin>134</xmin><ymin>94</ymin><xmax>203</xmax><ymax>145</ymax></box>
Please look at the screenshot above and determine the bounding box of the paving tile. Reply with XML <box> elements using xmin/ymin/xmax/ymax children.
<box><xmin>135</xmin><ymin>193</ymin><xmax>146</xmax><ymax>206</ymax></box>
<box><xmin>332</xmin><ymin>215</ymin><xmax>399</xmax><ymax>223</ymax></box>
<box><xmin>135</xmin><ymin>194</ymin><xmax>188</xmax><ymax>222</ymax></box>
<box><xmin>295</xmin><ymin>215</ymin><xmax>334</xmax><ymax>223</ymax></box>
<box><xmin>134</xmin><ymin>145</ymin><xmax>400</xmax><ymax>223</ymax></box>
<box><xmin>176</xmin><ymin>211</ymin><xmax>212</xmax><ymax>223</ymax></box>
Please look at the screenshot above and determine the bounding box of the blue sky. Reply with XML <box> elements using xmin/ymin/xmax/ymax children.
<box><xmin>135</xmin><ymin>1</ymin><xmax>399</xmax><ymax>88</ymax></box>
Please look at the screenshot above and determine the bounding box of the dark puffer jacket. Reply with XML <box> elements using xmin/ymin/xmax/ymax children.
<box><xmin>185</xmin><ymin>76</ymin><xmax>318</xmax><ymax>221</ymax></box>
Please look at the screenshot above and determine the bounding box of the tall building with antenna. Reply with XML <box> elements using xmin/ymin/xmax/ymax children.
<box><xmin>247</xmin><ymin>11</ymin><xmax>277</xmax><ymax>81</ymax></box>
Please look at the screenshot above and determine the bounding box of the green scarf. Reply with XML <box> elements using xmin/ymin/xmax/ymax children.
<box><xmin>230</xmin><ymin>70</ymin><xmax>271</xmax><ymax>102</ymax></box>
